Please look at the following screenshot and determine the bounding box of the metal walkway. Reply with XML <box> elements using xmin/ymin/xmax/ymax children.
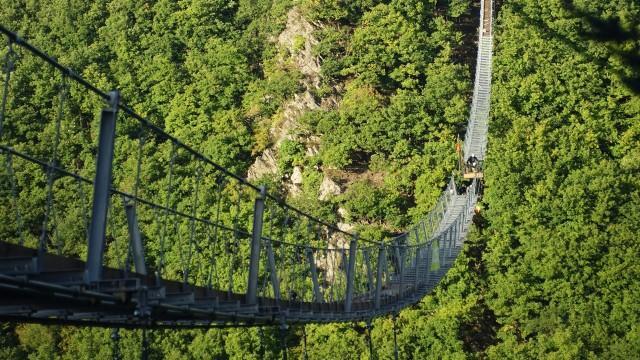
<box><xmin>0</xmin><ymin>0</ymin><xmax>493</xmax><ymax>329</ymax></box>
<box><xmin>464</xmin><ymin>0</ymin><xmax>494</xmax><ymax>161</ymax></box>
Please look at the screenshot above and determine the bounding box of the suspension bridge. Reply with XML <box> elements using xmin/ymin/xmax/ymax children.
<box><xmin>0</xmin><ymin>0</ymin><xmax>493</xmax><ymax>343</ymax></box>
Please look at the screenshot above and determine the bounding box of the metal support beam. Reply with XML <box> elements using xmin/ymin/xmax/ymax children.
<box><xmin>414</xmin><ymin>248</ymin><xmax>421</xmax><ymax>291</ymax></box>
<box><xmin>421</xmin><ymin>220</ymin><xmax>429</xmax><ymax>243</ymax></box>
<box><xmin>366</xmin><ymin>320</ymin><xmax>374</xmax><ymax>360</ymax></box>
<box><xmin>124</xmin><ymin>199</ymin><xmax>146</xmax><ymax>275</ymax></box>
<box><xmin>363</xmin><ymin>248</ymin><xmax>374</xmax><ymax>293</ymax></box>
<box><xmin>306</xmin><ymin>247</ymin><xmax>322</xmax><ymax>303</ymax></box>
<box><xmin>266</xmin><ymin>239</ymin><xmax>281</xmax><ymax>303</ymax></box>
<box><xmin>85</xmin><ymin>91</ymin><xmax>119</xmax><ymax>283</ymax></box>
<box><xmin>441</xmin><ymin>232</ymin><xmax>446</xmax><ymax>265</ymax></box>
<box><xmin>448</xmin><ymin>227</ymin><xmax>454</xmax><ymax>257</ymax></box>
<box><xmin>246</xmin><ymin>186</ymin><xmax>266</xmax><ymax>305</ymax></box>
<box><xmin>398</xmin><ymin>244</ymin><xmax>405</xmax><ymax>298</ymax></box>
<box><xmin>111</xmin><ymin>328</ymin><xmax>121</xmax><ymax>360</ymax></box>
<box><xmin>414</xmin><ymin>229</ymin><xmax>421</xmax><ymax>290</ymax></box>
<box><xmin>344</xmin><ymin>234</ymin><xmax>358</xmax><ymax>313</ymax></box>
<box><xmin>394</xmin><ymin>241</ymin><xmax>402</xmax><ymax>277</ymax></box>
<box><xmin>279</xmin><ymin>320</ymin><xmax>289</xmax><ymax>360</ymax></box>
<box><xmin>341</xmin><ymin>249</ymin><xmax>348</xmax><ymax>276</ymax></box>
<box><xmin>425</xmin><ymin>242</ymin><xmax>432</xmax><ymax>285</ymax></box>
<box><xmin>375</xmin><ymin>246</ymin><xmax>385</xmax><ymax>310</ymax></box>
<box><xmin>444</xmin><ymin>227</ymin><xmax>450</xmax><ymax>258</ymax></box>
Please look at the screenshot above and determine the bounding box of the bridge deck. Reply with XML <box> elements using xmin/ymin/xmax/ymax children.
<box><xmin>0</xmin><ymin>0</ymin><xmax>492</xmax><ymax>328</ymax></box>
<box><xmin>0</xmin><ymin>237</ymin><xmax>463</xmax><ymax>327</ymax></box>
<box><xmin>464</xmin><ymin>0</ymin><xmax>493</xmax><ymax>161</ymax></box>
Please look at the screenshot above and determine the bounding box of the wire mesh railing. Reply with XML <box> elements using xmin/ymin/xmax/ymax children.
<box><xmin>463</xmin><ymin>0</ymin><xmax>493</xmax><ymax>161</ymax></box>
<box><xmin>0</xmin><ymin>19</ymin><xmax>485</xmax><ymax>321</ymax></box>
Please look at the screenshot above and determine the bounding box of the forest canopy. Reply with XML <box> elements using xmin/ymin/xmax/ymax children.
<box><xmin>0</xmin><ymin>0</ymin><xmax>639</xmax><ymax>358</ymax></box>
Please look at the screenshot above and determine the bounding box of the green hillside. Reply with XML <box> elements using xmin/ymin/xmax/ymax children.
<box><xmin>0</xmin><ymin>0</ymin><xmax>638</xmax><ymax>358</ymax></box>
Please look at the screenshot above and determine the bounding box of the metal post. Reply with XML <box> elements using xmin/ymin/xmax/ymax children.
<box><xmin>444</xmin><ymin>228</ymin><xmax>450</xmax><ymax>263</ymax></box>
<box><xmin>366</xmin><ymin>320</ymin><xmax>374</xmax><ymax>360</ymax></box>
<box><xmin>344</xmin><ymin>234</ymin><xmax>358</xmax><ymax>313</ymax></box>
<box><xmin>141</xmin><ymin>328</ymin><xmax>149</xmax><ymax>360</ymax></box>
<box><xmin>266</xmin><ymin>239</ymin><xmax>281</xmax><ymax>302</ymax></box>
<box><xmin>442</xmin><ymin>229</ymin><xmax>448</xmax><ymax>267</ymax></box>
<box><xmin>341</xmin><ymin>249</ymin><xmax>349</xmax><ymax>276</ymax></box>
<box><xmin>111</xmin><ymin>328</ymin><xmax>121</xmax><ymax>360</ymax></box>
<box><xmin>439</xmin><ymin>234</ymin><xmax>445</xmax><ymax>267</ymax></box>
<box><xmin>279</xmin><ymin>321</ymin><xmax>289</xmax><ymax>360</ymax></box>
<box><xmin>363</xmin><ymin>248</ymin><xmax>374</xmax><ymax>293</ymax></box>
<box><xmin>394</xmin><ymin>242</ymin><xmax>402</xmax><ymax>277</ymax></box>
<box><xmin>392</xmin><ymin>314</ymin><xmax>399</xmax><ymax>360</ymax></box>
<box><xmin>413</xmin><ymin>226</ymin><xmax>426</xmax><ymax>268</ymax></box>
<box><xmin>421</xmin><ymin>220</ymin><xmax>429</xmax><ymax>242</ymax></box>
<box><xmin>246</xmin><ymin>186</ymin><xmax>266</xmax><ymax>305</ymax></box>
<box><xmin>395</xmin><ymin>242</ymin><xmax>405</xmax><ymax>299</ymax></box>
<box><xmin>450</xmin><ymin>176</ymin><xmax>457</xmax><ymax>195</ymax></box>
<box><xmin>447</xmin><ymin>229</ymin><xmax>455</xmax><ymax>256</ymax></box>
<box><xmin>414</xmin><ymin>233</ymin><xmax>421</xmax><ymax>291</ymax></box>
<box><xmin>428</xmin><ymin>214</ymin><xmax>434</xmax><ymax>237</ymax></box>
<box><xmin>306</xmin><ymin>247</ymin><xmax>323</xmax><ymax>303</ymax></box>
<box><xmin>85</xmin><ymin>91</ymin><xmax>119</xmax><ymax>283</ymax></box>
<box><xmin>425</xmin><ymin>241</ymin><xmax>432</xmax><ymax>288</ymax></box>
<box><xmin>302</xmin><ymin>326</ymin><xmax>308</xmax><ymax>360</ymax></box>
<box><xmin>0</xmin><ymin>42</ymin><xmax>16</xmax><ymax>141</ymax></box>
<box><xmin>125</xmin><ymin>199</ymin><xmax>147</xmax><ymax>275</ymax></box>
<box><xmin>375</xmin><ymin>246</ymin><xmax>385</xmax><ymax>310</ymax></box>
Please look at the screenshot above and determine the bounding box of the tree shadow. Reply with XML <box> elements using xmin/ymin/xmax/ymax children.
<box><xmin>563</xmin><ymin>1</ymin><xmax>640</xmax><ymax>93</ymax></box>
<box><xmin>511</xmin><ymin>1</ymin><xmax>640</xmax><ymax>94</ymax></box>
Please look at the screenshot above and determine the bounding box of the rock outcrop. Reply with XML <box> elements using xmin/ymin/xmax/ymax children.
<box><xmin>318</xmin><ymin>175</ymin><xmax>341</xmax><ymax>201</ymax></box>
<box><xmin>247</xmin><ymin>148</ymin><xmax>278</xmax><ymax>180</ymax></box>
<box><xmin>248</xmin><ymin>7</ymin><xmax>322</xmax><ymax>182</ymax></box>
<box><xmin>278</xmin><ymin>7</ymin><xmax>321</xmax><ymax>87</ymax></box>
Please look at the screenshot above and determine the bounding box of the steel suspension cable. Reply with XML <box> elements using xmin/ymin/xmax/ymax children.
<box><xmin>39</xmin><ymin>73</ymin><xmax>67</xmax><ymax>256</ymax></box>
<box><xmin>257</xmin><ymin>326</ymin><xmax>265</xmax><ymax>358</ymax></box>
<box><xmin>111</xmin><ymin>328</ymin><xmax>121</xmax><ymax>360</ymax></box>
<box><xmin>129</xmin><ymin>134</ymin><xmax>146</xmax><ymax>207</ymax></box>
<box><xmin>206</xmin><ymin>177</ymin><xmax>224</xmax><ymax>290</ymax></box>
<box><xmin>279</xmin><ymin>322</ymin><xmax>289</xmax><ymax>360</ymax></box>
<box><xmin>4</xmin><ymin>151</ymin><xmax>24</xmax><ymax>245</ymax></box>
<box><xmin>302</xmin><ymin>325</ymin><xmax>308</xmax><ymax>360</ymax></box>
<box><xmin>141</xmin><ymin>328</ymin><xmax>149</xmax><ymax>360</ymax></box>
<box><xmin>125</xmin><ymin>131</ymin><xmax>146</xmax><ymax>275</ymax></box>
<box><xmin>110</xmin><ymin>194</ymin><xmax>125</xmax><ymax>271</ymax></box>
<box><xmin>132</xmin><ymin>131</ymin><xmax>145</xmax><ymax>203</ymax></box>
<box><xmin>0</xmin><ymin>39</ymin><xmax>17</xmax><ymax>141</ymax></box>
<box><xmin>184</xmin><ymin>164</ymin><xmax>202</xmax><ymax>285</ymax></box>
<box><xmin>76</xmin><ymin>175</ymin><xmax>90</xmax><ymax>245</ymax></box>
<box><xmin>392</xmin><ymin>315</ymin><xmax>399</xmax><ymax>360</ymax></box>
<box><xmin>366</xmin><ymin>320</ymin><xmax>375</xmax><ymax>360</ymax></box>
<box><xmin>158</xmin><ymin>142</ymin><xmax>176</xmax><ymax>281</ymax></box>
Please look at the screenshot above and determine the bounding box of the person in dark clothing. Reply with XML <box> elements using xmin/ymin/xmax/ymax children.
<box><xmin>466</xmin><ymin>153</ymin><xmax>479</xmax><ymax>170</ymax></box>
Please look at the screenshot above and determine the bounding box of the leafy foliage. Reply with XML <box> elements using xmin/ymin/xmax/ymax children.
<box><xmin>481</xmin><ymin>0</ymin><xmax>640</xmax><ymax>357</ymax></box>
<box><xmin>2</xmin><ymin>0</ymin><xmax>637</xmax><ymax>359</ymax></box>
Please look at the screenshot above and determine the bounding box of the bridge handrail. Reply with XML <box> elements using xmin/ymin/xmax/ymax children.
<box><xmin>0</xmin><ymin>0</ymin><xmax>492</xmax><ymax>323</ymax></box>
<box><xmin>462</xmin><ymin>0</ymin><xmax>493</xmax><ymax>161</ymax></box>
<box><xmin>0</xmin><ymin>24</ymin><xmax>379</xmax><ymax>246</ymax></box>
